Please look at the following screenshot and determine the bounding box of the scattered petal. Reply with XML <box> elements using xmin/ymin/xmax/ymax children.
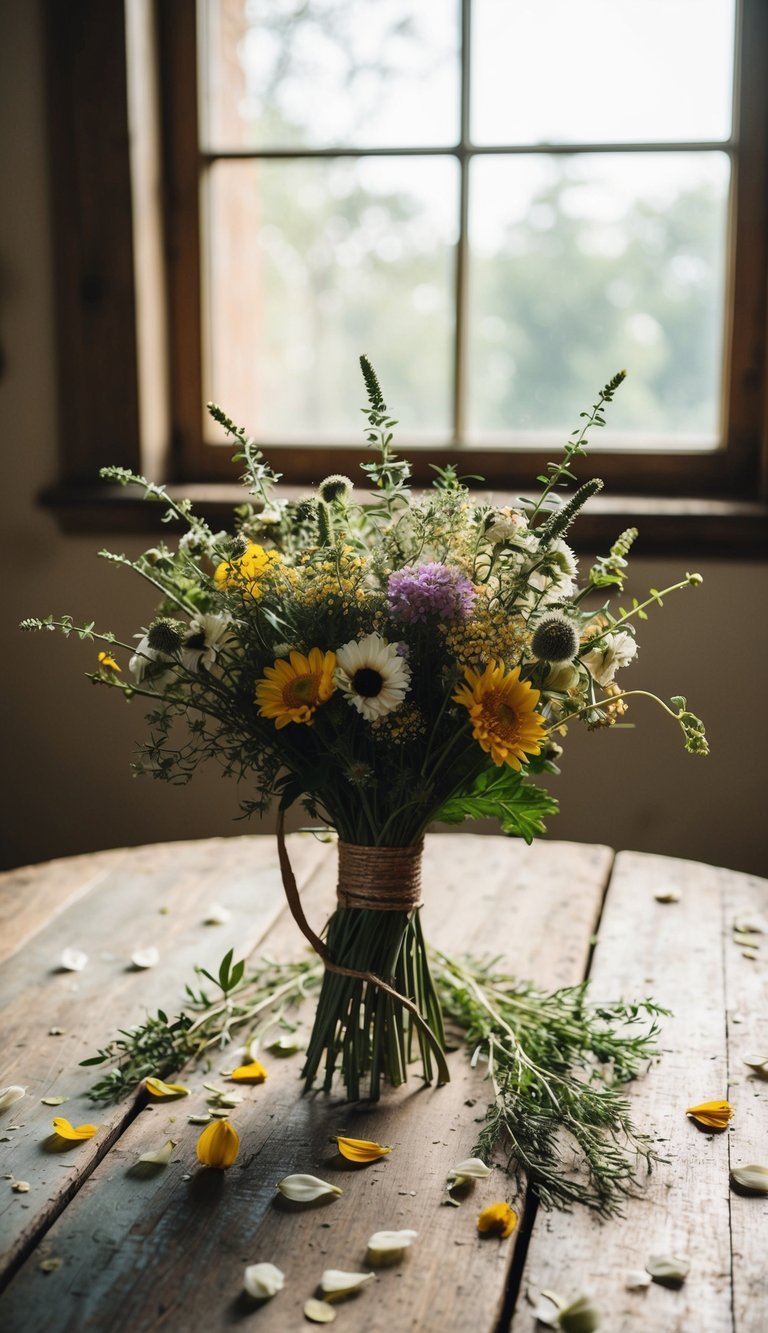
<box><xmin>204</xmin><ymin>903</ymin><xmax>231</xmax><ymax>925</ymax></box>
<box><xmin>447</xmin><ymin>1157</ymin><xmax>492</xmax><ymax>1188</ymax></box>
<box><xmin>304</xmin><ymin>1298</ymin><xmax>336</xmax><ymax>1323</ymax></box>
<box><xmin>244</xmin><ymin>1262</ymin><xmax>285</xmax><ymax>1300</ymax></box>
<box><xmin>743</xmin><ymin>1057</ymin><xmax>768</xmax><ymax>1079</ymax></box>
<box><xmin>741</xmin><ymin>948</ymin><xmax>759</xmax><ymax>961</ymax></box>
<box><xmin>320</xmin><ymin>1270</ymin><xmax>375</xmax><ymax>1302</ymax></box>
<box><xmin>214</xmin><ymin>1093</ymin><xmax>243</xmax><ymax>1108</ymax></box>
<box><xmin>685</xmin><ymin>1099</ymin><xmax>734</xmax><ymax>1131</ymax></box>
<box><xmin>730</xmin><ymin>1163</ymin><xmax>768</xmax><ymax>1194</ymax></box>
<box><xmin>60</xmin><ymin>948</ymin><xmax>88</xmax><ymax>972</ymax></box>
<box><xmin>228</xmin><ymin>1061</ymin><xmax>268</xmax><ymax>1084</ymax></box>
<box><xmin>52</xmin><ymin>1117</ymin><xmax>97</xmax><ymax>1142</ymax></box>
<box><xmin>732</xmin><ymin>931</ymin><xmax>761</xmax><ymax>948</ymax></box>
<box><xmin>477</xmin><ymin>1202</ymin><xmax>517</xmax><ymax>1239</ymax></box>
<box><xmin>131</xmin><ymin>948</ymin><xmax>159</xmax><ymax>969</ymax></box>
<box><xmin>624</xmin><ymin>1270</ymin><xmax>652</xmax><ymax>1289</ymax></box>
<box><xmin>335</xmin><ymin>1135</ymin><xmax>392</xmax><ymax>1164</ymax></box>
<box><xmin>39</xmin><ymin>1257</ymin><xmax>63</xmax><ymax>1274</ymax></box>
<box><xmin>41</xmin><ymin>1097</ymin><xmax>67</xmax><ymax>1107</ymax></box>
<box><xmin>138</xmin><ymin>1139</ymin><xmax>176</xmax><ymax>1166</ymax></box>
<box><xmin>733</xmin><ymin>915</ymin><xmax>764</xmax><ymax>934</ymax></box>
<box><xmin>48</xmin><ymin>1028</ymin><xmax>65</xmax><ymax>1036</ymax></box>
<box><xmin>645</xmin><ymin>1254</ymin><xmax>690</xmax><ymax>1286</ymax></box>
<box><xmin>0</xmin><ymin>1087</ymin><xmax>26</xmax><ymax>1114</ymax></box>
<box><xmin>276</xmin><ymin>1174</ymin><xmax>342</xmax><ymax>1204</ymax></box>
<box><xmin>365</xmin><ymin>1229</ymin><xmax>418</xmax><ymax>1266</ymax></box>
<box><xmin>12</xmin><ymin>1181</ymin><xmax>30</xmax><ymax>1193</ymax></box>
<box><xmin>266</xmin><ymin>1035</ymin><xmax>303</xmax><ymax>1056</ymax></box>
<box><xmin>196</xmin><ymin>1119</ymin><xmax>239</xmax><ymax>1168</ymax></box>
<box><xmin>555</xmin><ymin>1294</ymin><xmax>601</xmax><ymax>1331</ymax></box>
<box><xmin>188</xmin><ymin>1114</ymin><xmax>212</xmax><ymax>1125</ymax></box>
<box><xmin>144</xmin><ymin>1078</ymin><xmax>189</xmax><ymax>1100</ymax></box>
<box><xmin>654</xmin><ymin>888</ymin><xmax>681</xmax><ymax>903</ymax></box>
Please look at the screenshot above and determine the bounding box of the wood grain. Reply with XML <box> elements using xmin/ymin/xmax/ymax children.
<box><xmin>511</xmin><ymin>851</ymin><xmax>742</xmax><ymax>1333</ymax></box>
<box><xmin>0</xmin><ymin>835</ymin><xmax>612</xmax><ymax>1331</ymax></box>
<box><xmin>0</xmin><ymin>835</ymin><xmax>327</xmax><ymax>1282</ymax></box>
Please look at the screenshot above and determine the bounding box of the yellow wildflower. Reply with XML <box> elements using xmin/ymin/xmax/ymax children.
<box><xmin>214</xmin><ymin>543</ymin><xmax>281</xmax><ymax>598</ymax></box>
<box><xmin>196</xmin><ymin>1118</ymin><xmax>240</xmax><ymax>1168</ymax></box>
<box><xmin>685</xmin><ymin>1099</ymin><xmax>734</xmax><ymax>1131</ymax></box>
<box><xmin>334</xmin><ymin>1135</ymin><xmax>392</xmax><ymax>1163</ymax></box>
<box><xmin>97</xmin><ymin>651</ymin><xmax>121</xmax><ymax>672</ymax></box>
<box><xmin>52</xmin><ymin>1117</ymin><xmax>97</xmax><ymax>1142</ymax></box>
<box><xmin>453</xmin><ymin>661</ymin><xmax>546</xmax><ymax>768</ymax></box>
<box><xmin>476</xmin><ymin>1201</ymin><xmax>517</xmax><ymax>1238</ymax></box>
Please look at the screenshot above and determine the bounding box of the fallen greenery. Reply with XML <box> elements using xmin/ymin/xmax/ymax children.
<box><xmin>82</xmin><ymin>947</ymin><xmax>667</xmax><ymax>1217</ymax></box>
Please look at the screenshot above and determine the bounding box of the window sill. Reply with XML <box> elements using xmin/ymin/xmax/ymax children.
<box><xmin>41</xmin><ymin>483</ymin><xmax>768</xmax><ymax>558</ymax></box>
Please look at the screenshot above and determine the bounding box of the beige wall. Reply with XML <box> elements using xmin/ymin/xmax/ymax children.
<box><xmin>2</xmin><ymin>4</ymin><xmax>766</xmax><ymax>878</ymax></box>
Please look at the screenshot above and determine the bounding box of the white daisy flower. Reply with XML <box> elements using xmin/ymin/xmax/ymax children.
<box><xmin>334</xmin><ymin>633</ymin><xmax>411</xmax><ymax>721</ymax></box>
<box><xmin>129</xmin><ymin>633</ymin><xmax>175</xmax><ymax>686</ymax></box>
<box><xmin>180</xmin><ymin>613</ymin><xmax>236</xmax><ymax>671</ymax></box>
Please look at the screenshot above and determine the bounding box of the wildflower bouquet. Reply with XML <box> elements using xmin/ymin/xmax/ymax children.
<box><xmin>22</xmin><ymin>357</ymin><xmax>707</xmax><ymax>1105</ymax></box>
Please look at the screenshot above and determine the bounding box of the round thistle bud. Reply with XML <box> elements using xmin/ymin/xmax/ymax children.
<box><xmin>531</xmin><ymin>612</ymin><xmax>580</xmax><ymax>664</ymax></box>
<box><xmin>147</xmin><ymin>617</ymin><xmax>184</xmax><ymax>654</ymax></box>
<box><xmin>293</xmin><ymin>499</ymin><xmax>317</xmax><ymax>524</ymax></box>
<box><xmin>319</xmin><ymin>474</ymin><xmax>353</xmax><ymax>504</ymax></box>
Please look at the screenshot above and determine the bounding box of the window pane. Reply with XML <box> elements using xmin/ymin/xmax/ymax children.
<box><xmin>467</xmin><ymin>153</ymin><xmax>730</xmax><ymax>442</ymax></box>
<box><xmin>202</xmin><ymin>0</ymin><xmax>460</xmax><ymax>150</ymax></box>
<box><xmin>205</xmin><ymin>157</ymin><xmax>457</xmax><ymax>440</ymax></box>
<box><xmin>472</xmin><ymin>0</ymin><xmax>735</xmax><ymax>145</ymax></box>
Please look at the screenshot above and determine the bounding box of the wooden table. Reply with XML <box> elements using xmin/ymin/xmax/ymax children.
<box><xmin>0</xmin><ymin>834</ymin><xmax>765</xmax><ymax>1332</ymax></box>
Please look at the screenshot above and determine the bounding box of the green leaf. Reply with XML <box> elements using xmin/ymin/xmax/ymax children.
<box><xmin>435</xmin><ymin>767</ymin><xmax>559</xmax><ymax>844</ymax></box>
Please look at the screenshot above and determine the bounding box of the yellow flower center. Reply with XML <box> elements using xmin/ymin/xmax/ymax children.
<box><xmin>284</xmin><ymin>674</ymin><xmax>320</xmax><ymax>707</ymax></box>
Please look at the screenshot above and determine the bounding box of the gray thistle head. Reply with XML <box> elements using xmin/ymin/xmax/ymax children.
<box><xmin>531</xmin><ymin>613</ymin><xmax>580</xmax><ymax>663</ymax></box>
<box><xmin>319</xmin><ymin>474</ymin><xmax>353</xmax><ymax>504</ymax></box>
<box><xmin>147</xmin><ymin>617</ymin><xmax>184</xmax><ymax>654</ymax></box>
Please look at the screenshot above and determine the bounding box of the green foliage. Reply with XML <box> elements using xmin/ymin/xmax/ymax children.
<box><xmin>436</xmin><ymin>766</ymin><xmax>559</xmax><ymax>844</ymax></box>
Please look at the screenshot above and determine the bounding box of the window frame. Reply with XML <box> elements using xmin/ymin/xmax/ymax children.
<box><xmin>42</xmin><ymin>0</ymin><xmax>768</xmax><ymax>549</ymax></box>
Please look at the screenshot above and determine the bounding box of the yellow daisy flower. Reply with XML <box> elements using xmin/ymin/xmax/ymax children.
<box><xmin>453</xmin><ymin>660</ymin><xmax>545</xmax><ymax>768</ymax></box>
<box><xmin>255</xmin><ymin>648</ymin><xmax>336</xmax><ymax>729</ymax></box>
<box><xmin>214</xmin><ymin>543</ymin><xmax>281</xmax><ymax>598</ymax></box>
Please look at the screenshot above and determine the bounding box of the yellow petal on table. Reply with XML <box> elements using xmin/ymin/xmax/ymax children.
<box><xmin>196</xmin><ymin>1118</ymin><xmax>239</xmax><ymax>1168</ymax></box>
<box><xmin>144</xmin><ymin>1077</ymin><xmax>190</xmax><ymax>1100</ymax></box>
<box><xmin>52</xmin><ymin>1117</ymin><xmax>97</xmax><ymax>1142</ymax></box>
<box><xmin>335</xmin><ymin>1135</ymin><xmax>392</xmax><ymax>1163</ymax></box>
<box><xmin>685</xmin><ymin>1099</ymin><xmax>734</xmax><ymax>1130</ymax></box>
<box><xmin>476</xmin><ymin>1202</ymin><xmax>518</xmax><ymax>1239</ymax></box>
<box><xmin>228</xmin><ymin>1061</ymin><xmax>268</xmax><ymax>1084</ymax></box>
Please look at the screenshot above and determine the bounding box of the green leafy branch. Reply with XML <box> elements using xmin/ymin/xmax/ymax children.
<box><xmin>357</xmin><ymin>354</ymin><xmax>412</xmax><ymax>519</ymax></box>
<box><xmin>206</xmin><ymin>402</ymin><xmax>282</xmax><ymax>509</ymax></box>
<box><xmin>528</xmin><ymin>369</ymin><xmax>627</xmax><ymax>525</ymax></box>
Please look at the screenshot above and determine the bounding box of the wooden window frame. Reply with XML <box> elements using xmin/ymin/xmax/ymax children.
<box><xmin>43</xmin><ymin>0</ymin><xmax>768</xmax><ymax>551</ymax></box>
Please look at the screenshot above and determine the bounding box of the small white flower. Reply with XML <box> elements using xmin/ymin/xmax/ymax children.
<box><xmin>485</xmin><ymin>510</ymin><xmax>526</xmax><ymax>544</ymax></box>
<box><xmin>244</xmin><ymin>1262</ymin><xmax>285</xmax><ymax>1300</ymax></box>
<box><xmin>334</xmin><ymin>633</ymin><xmax>411</xmax><ymax>721</ymax></box>
<box><xmin>60</xmin><ymin>948</ymin><xmax>88</xmax><ymax>972</ymax></box>
<box><xmin>581</xmin><ymin>630</ymin><xmax>637</xmax><ymax>686</ymax></box>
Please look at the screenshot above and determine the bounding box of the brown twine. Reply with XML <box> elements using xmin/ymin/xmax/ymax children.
<box><xmin>337</xmin><ymin>840</ymin><xmax>423</xmax><ymax>911</ymax></box>
<box><xmin>275</xmin><ymin>810</ymin><xmax>449</xmax><ymax>1086</ymax></box>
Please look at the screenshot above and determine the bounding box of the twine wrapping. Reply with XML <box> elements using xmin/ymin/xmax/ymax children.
<box><xmin>337</xmin><ymin>840</ymin><xmax>423</xmax><ymax>911</ymax></box>
<box><xmin>275</xmin><ymin>810</ymin><xmax>449</xmax><ymax>1086</ymax></box>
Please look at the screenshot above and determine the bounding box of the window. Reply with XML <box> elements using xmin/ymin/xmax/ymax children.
<box><xmin>44</xmin><ymin>0</ymin><xmax>768</xmax><ymax>546</ymax></box>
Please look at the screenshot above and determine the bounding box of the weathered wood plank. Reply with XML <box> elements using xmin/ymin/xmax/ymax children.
<box><xmin>511</xmin><ymin>851</ymin><xmax>747</xmax><ymax>1333</ymax></box>
<box><xmin>721</xmin><ymin>867</ymin><xmax>768</xmax><ymax>1332</ymax></box>
<box><xmin>0</xmin><ymin>835</ymin><xmax>327</xmax><ymax>1283</ymax></box>
<box><xmin>0</xmin><ymin>848</ymin><xmax>133</xmax><ymax>966</ymax></box>
<box><xmin>0</xmin><ymin>835</ymin><xmax>612</xmax><ymax>1332</ymax></box>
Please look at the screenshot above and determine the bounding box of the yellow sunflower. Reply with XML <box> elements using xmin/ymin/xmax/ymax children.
<box><xmin>214</xmin><ymin>543</ymin><xmax>281</xmax><ymax>598</ymax></box>
<box><xmin>453</xmin><ymin>660</ymin><xmax>545</xmax><ymax>768</ymax></box>
<box><xmin>255</xmin><ymin>648</ymin><xmax>336</xmax><ymax>729</ymax></box>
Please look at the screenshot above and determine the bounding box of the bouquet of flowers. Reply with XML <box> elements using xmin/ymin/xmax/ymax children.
<box><xmin>23</xmin><ymin>357</ymin><xmax>707</xmax><ymax>1108</ymax></box>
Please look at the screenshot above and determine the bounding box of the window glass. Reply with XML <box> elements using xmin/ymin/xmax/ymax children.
<box><xmin>202</xmin><ymin>0</ymin><xmax>461</xmax><ymax>149</ymax></box>
<box><xmin>471</xmin><ymin>0</ymin><xmax>735</xmax><ymax>145</ymax></box>
<box><xmin>467</xmin><ymin>152</ymin><xmax>730</xmax><ymax>441</ymax></box>
<box><xmin>206</xmin><ymin>156</ymin><xmax>458</xmax><ymax>439</ymax></box>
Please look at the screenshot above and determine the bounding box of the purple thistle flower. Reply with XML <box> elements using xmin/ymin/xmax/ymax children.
<box><xmin>387</xmin><ymin>563</ymin><xmax>477</xmax><ymax>625</ymax></box>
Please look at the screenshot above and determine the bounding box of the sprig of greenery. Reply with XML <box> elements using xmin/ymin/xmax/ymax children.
<box><xmin>528</xmin><ymin>369</ymin><xmax>627</xmax><ymax>525</ymax></box>
<box><xmin>206</xmin><ymin>401</ymin><xmax>282</xmax><ymax>509</ymax></box>
<box><xmin>80</xmin><ymin>945</ymin><xmax>667</xmax><ymax>1216</ymax></box>
<box><xmin>357</xmin><ymin>353</ymin><xmax>412</xmax><ymax>519</ymax></box>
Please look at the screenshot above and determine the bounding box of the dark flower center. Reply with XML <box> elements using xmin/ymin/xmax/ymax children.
<box><xmin>184</xmin><ymin>631</ymin><xmax>206</xmax><ymax>651</ymax></box>
<box><xmin>352</xmin><ymin>667</ymin><xmax>384</xmax><ymax>698</ymax></box>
